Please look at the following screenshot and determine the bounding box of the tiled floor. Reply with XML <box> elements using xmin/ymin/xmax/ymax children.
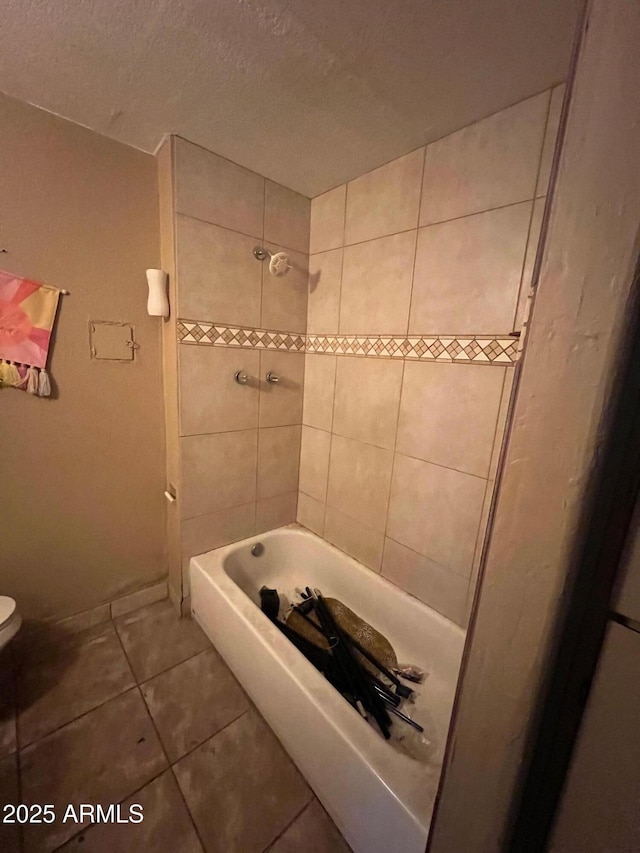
<box><xmin>0</xmin><ymin>599</ymin><xmax>351</xmax><ymax>853</ymax></box>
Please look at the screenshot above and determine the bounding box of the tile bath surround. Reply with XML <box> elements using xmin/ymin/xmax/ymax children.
<box><xmin>296</xmin><ymin>84</ymin><xmax>563</xmax><ymax>627</ymax></box>
<box><xmin>159</xmin><ymin>138</ymin><xmax>310</xmax><ymax>604</ymax></box>
<box><xmin>162</xmin><ymin>84</ymin><xmax>563</xmax><ymax>626</ymax></box>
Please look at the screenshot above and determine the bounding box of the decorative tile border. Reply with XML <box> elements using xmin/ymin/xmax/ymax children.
<box><xmin>306</xmin><ymin>334</ymin><xmax>518</xmax><ymax>363</ymax></box>
<box><xmin>178</xmin><ymin>320</ymin><xmax>305</xmax><ymax>352</ymax></box>
<box><xmin>177</xmin><ymin>320</ymin><xmax>518</xmax><ymax>364</ymax></box>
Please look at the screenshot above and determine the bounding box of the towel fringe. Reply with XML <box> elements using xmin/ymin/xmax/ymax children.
<box><xmin>6</xmin><ymin>361</ymin><xmax>21</xmax><ymax>387</ymax></box>
<box><xmin>26</xmin><ymin>365</ymin><xmax>39</xmax><ymax>394</ymax></box>
<box><xmin>0</xmin><ymin>360</ymin><xmax>52</xmax><ymax>396</ymax></box>
<box><xmin>38</xmin><ymin>368</ymin><xmax>51</xmax><ymax>397</ymax></box>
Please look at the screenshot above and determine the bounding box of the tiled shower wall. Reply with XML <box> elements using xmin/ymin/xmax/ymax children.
<box><xmin>158</xmin><ymin>137</ymin><xmax>310</xmax><ymax>604</ymax></box>
<box><xmin>296</xmin><ymin>86</ymin><xmax>564</xmax><ymax>626</ymax></box>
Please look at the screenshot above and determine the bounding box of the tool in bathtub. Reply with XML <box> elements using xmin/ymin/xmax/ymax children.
<box><xmin>393</xmin><ymin>664</ymin><xmax>426</xmax><ymax>684</ymax></box>
<box><xmin>289</xmin><ymin>594</ymin><xmax>415</xmax><ymax>699</ymax></box>
<box><xmin>260</xmin><ymin>584</ymin><xmax>427</xmax><ymax>740</ymax></box>
<box><xmin>260</xmin><ymin>585</ymin><xmax>392</xmax><ymax>737</ymax></box>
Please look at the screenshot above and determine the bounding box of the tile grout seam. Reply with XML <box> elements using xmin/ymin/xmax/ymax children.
<box><xmin>112</xmin><ymin>617</ymin><xmax>210</xmax><ymax>853</ymax></box>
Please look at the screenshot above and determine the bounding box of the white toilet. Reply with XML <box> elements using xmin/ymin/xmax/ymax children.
<box><xmin>0</xmin><ymin>597</ymin><xmax>21</xmax><ymax>651</ymax></box>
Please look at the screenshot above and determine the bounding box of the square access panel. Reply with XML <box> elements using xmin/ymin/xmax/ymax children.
<box><xmin>89</xmin><ymin>321</ymin><xmax>136</xmax><ymax>361</ymax></box>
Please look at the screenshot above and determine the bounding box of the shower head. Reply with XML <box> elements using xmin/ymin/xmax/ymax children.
<box><xmin>253</xmin><ymin>246</ymin><xmax>291</xmax><ymax>277</ymax></box>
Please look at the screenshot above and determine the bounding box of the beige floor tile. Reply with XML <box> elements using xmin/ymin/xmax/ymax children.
<box><xmin>387</xmin><ymin>454</ymin><xmax>486</xmax><ymax>576</ymax></box>
<box><xmin>179</xmin><ymin>346</ymin><xmax>260</xmax><ymax>436</ymax></box>
<box><xmin>256</xmin><ymin>492</ymin><xmax>298</xmax><ymax>534</ymax></box>
<box><xmin>58</xmin><ymin>770</ymin><xmax>203</xmax><ymax>852</ymax></box>
<box><xmin>310</xmin><ymin>185</ymin><xmax>346</xmax><ymax>254</ymax></box>
<box><xmin>141</xmin><ymin>648</ymin><xmax>250</xmax><ymax>763</ymax></box>
<box><xmin>396</xmin><ymin>361</ymin><xmax>505</xmax><ymax>477</ymax></box>
<box><xmin>174</xmin><ymin>709</ymin><xmax>311</xmax><ymax>853</ymax></box>
<box><xmin>264</xmin><ymin>181</ymin><xmax>310</xmax><ymax>254</ymax></box>
<box><xmin>17</xmin><ymin>622</ymin><xmax>135</xmax><ymax>747</ymax></box>
<box><xmin>327</xmin><ymin>435</ymin><xmax>394</xmax><ymax>533</ymax></box>
<box><xmin>269</xmin><ymin>799</ymin><xmax>351</xmax><ymax>853</ymax></box>
<box><xmin>175</xmin><ymin>138</ymin><xmax>264</xmax><ymax>238</ymax></box>
<box><xmin>21</xmin><ymin>689</ymin><xmax>167</xmax><ymax>852</ymax></box>
<box><xmin>420</xmin><ymin>91</ymin><xmax>549</xmax><ymax>225</ymax></box>
<box><xmin>176</xmin><ymin>215</ymin><xmax>262</xmax><ymax>327</ymax></box>
<box><xmin>0</xmin><ymin>754</ymin><xmax>19</xmax><ymax>853</ymax></box>
<box><xmin>345</xmin><ymin>148</ymin><xmax>423</xmax><ymax>244</ymax></box>
<box><xmin>410</xmin><ymin>201</ymin><xmax>532</xmax><ymax>335</ymax></box>
<box><xmin>257</xmin><ymin>425</ymin><xmax>302</xmax><ymax>500</ymax></box>
<box><xmin>181</xmin><ymin>430</ymin><xmax>258</xmax><ymax>520</ymax></box>
<box><xmin>259</xmin><ymin>350</ymin><xmax>305</xmax><ymax>428</ymax></box>
<box><xmin>382</xmin><ymin>538</ymin><xmax>468</xmax><ymax>626</ymax></box>
<box><xmin>115</xmin><ymin>599</ymin><xmax>211</xmax><ymax>683</ymax></box>
<box><xmin>308</xmin><ymin>249</ymin><xmax>343</xmax><ymax>334</ymax></box>
<box><xmin>303</xmin><ymin>354</ymin><xmax>337</xmax><ymax>432</ymax></box>
<box><xmin>339</xmin><ymin>231</ymin><xmax>416</xmax><ymax>335</ymax></box>
<box><xmin>333</xmin><ymin>356</ymin><xmax>403</xmax><ymax>450</ymax></box>
<box><xmin>299</xmin><ymin>426</ymin><xmax>331</xmax><ymax>502</ymax></box>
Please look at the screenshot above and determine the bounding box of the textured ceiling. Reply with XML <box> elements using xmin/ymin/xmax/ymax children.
<box><xmin>0</xmin><ymin>0</ymin><xmax>580</xmax><ymax>197</ymax></box>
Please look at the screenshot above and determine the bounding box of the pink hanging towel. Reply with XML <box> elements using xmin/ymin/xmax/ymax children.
<box><xmin>0</xmin><ymin>268</ymin><xmax>61</xmax><ymax>396</ymax></box>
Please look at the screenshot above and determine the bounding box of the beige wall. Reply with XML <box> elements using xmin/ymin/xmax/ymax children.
<box><xmin>0</xmin><ymin>93</ymin><xmax>165</xmax><ymax>622</ymax></box>
<box><xmin>297</xmin><ymin>87</ymin><xmax>563</xmax><ymax>626</ymax></box>
<box><xmin>159</xmin><ymin>138</ymin><xmax>310</xmax><ymax>601</ymax></box>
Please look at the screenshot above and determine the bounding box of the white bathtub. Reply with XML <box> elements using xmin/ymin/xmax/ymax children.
<box><xmin>190</xmin><ymin>524</ymin><xmax>465</xmax><ymax>853</ymax></box>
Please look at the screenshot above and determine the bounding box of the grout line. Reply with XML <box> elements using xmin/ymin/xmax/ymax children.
<box><xmin>384</xmin><ymin>534</ymin><xmax>475</xmax><ymax>583</ymax></box>
<box><xmin>168</xmin><ymin>709</ymin><xmax>252</xmax><ymax>853</ymax></box>
<box><xmin>48</xmin><ymin>764</ymin><xmax>172</xmax><ymax>852</ymax></box>
<box><xmin>17</xmin><ymin>684</ymin><xmax>140</xmax><ymax>754</ymax></box>
<box><xmin>175</xmin><ymin>210</ymin><xmax>261</xmax><ymax>248</ymax></box>
<box><xmin>322</xmin><ymin>354</ymin><xmax>340</xmax><ymax>536</ymax></box>
<box><xmin>510</xmin><ymin>89</ymin><xmax>553</xmax><ymax>332</ymax></box>
<box><xmin>172</xmin><ymin>133</ymin><xmax>311</xmax><ymax>201</ymax></box>
<box><xmin>383</xmin><ymin>359</ymin><xmax>407</xmax><ymax>548</ymax></box>
<box><xmin>467</xmin><ymin>369</ymin><xmax>510</xmax><ymax>590</ymax></box>
<box><xmin>136</xmin><ymin>686</ymin><xmax>207</xmax><ymax>849</ymax></box>
<box><xmin>308</xmin><ymin>196</ymin><xmax>539</xmax><ymax>256</ymax></box>
<box><xmin>136</xmin><ymin>645</ymin><xmax>212</xmax><ymax>688</ymax></box>
<box><xmin>412</xmin><ymin>196</ymin><xmax>536</xmax><ymax>236</ymax></box>
<box><xmin>254</xmin><ymin>349</ymin><xmax>263</xmax><ymax>535</ymax></box>
<box><xmin>404</xmin><ymin>145</ymin><xmax>428</xmax><ymax>335</ymax></box>
<box><xmin>168</xmin><ymin>706</ymin><xmax>251</xmax><ymax>771</ymax></box>
<box><xmin>262</xmin><ymin>795</ymin><xmax>316</xmax><ymax>852</ymax></box>
<box><xmin>319</xmin><ymin>427</ymin><xmax>490</xmax><ymax>481</ymax></box>
<box><xmin>312</xmin><ymin>82</ymin><xmax>561</xmax><ymax>200</ymax></box>
<box><xmin>320</xmin><ymin>184</ymin><xmax>348</xmax><ymax>535</ymax></box>
<box><xmin>379</xmin><ymin>144</ymin><xmax>429</xmax><ymax>550</ymax></box>
<box><xmin>334</xmin><ymin>178</ymin><xmax>348</xmax><ymax>336</ymax></box>
<box><xmin>259</xmin><ymin>178</ymin><xmax>267</xmax><ymax>329</ymax></box>
<box><xmin>180</xmin><ymin>487</ymin><xmax>294</xmax><ymax>527</ymax></box>
<box><xmin>112</xmin><ymin>617</ymin><xmax>210</xmax><ymax>852</ymax></box>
